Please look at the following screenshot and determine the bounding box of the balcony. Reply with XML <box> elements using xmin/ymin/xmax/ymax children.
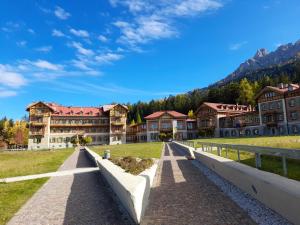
<box><xmin>111</xmin><ymin>121</ymin><xmax>124</xmax><ymax>126</ymax></box>
<box><xmin>111</xmin><ymin>129</ymin><xmax>125</xmax><ymax>134</ymax></box>
<box><xmin>30</xmin><ymin>121</ymin><xmax>47</xmax><ymax>126</ymax></box>
<box><xmin>50</xmin><ymin>123</ymin><xmax>109</xmax><ymax>127</ymax></box>
<box><xmin>29</xmin><ymin>131</ymin><xmax>44</xmax><ymax>136</ymax></box>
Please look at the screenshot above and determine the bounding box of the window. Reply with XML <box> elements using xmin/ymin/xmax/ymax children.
<box><xmin>289</xmin><ymin>99</ymin><xmax>296</xmax><ymax>107</ymax></box>
<box><xmin>277</xmin><ymin>101</ymin><xmax>282</xmax><ymax>109</ymax></box>
<box><xmin>261</xmin><ymin>103</ymin><xmax>267</xmax><ymax>111</ymax></box>
<box><xmin>277</xmin><ymin>114</ymin><xmax>283</xmax><ymax>121</ymax></box>
<box><xmin>151</xmin><ymin>123</ymin><xmax>158</xmax><ymax>129</ymax></box>
<box><xmin>291</xmin><ymin>112</ymin><xmax>298</xmax><ymax>120</ymax></box>
<box><xmin>253</xmin><ymin>129</ymin><xmax>259</xmax><ymax>135</ymax></box>
<box><xmin>231</xmin><ymin>130</ymin><xmax>237</xmax><ymax>136</ymax></box>
<box><xmin>245</xmin><ymin>130</ymin><xmax>251</xmax><ymax>136</ymax></box>
<box><xmin>292</xmin><ymin>126</ymin><xmax>299</xmax><ymax>134</ymax></box>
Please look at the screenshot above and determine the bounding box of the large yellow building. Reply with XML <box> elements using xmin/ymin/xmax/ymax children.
<box><xmin>26</xmin><ymin>101</ymin><xmax>128</xmax><ymax>149</ymax></box>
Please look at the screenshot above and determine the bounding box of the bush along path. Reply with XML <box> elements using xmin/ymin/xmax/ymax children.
<box><xmin>7</xmin><ymin>149</ymin><xmax>128</xmax><ymax>225</ymax></box>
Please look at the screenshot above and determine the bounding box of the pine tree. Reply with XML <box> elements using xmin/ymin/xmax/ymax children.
<box><xmin>136</xmin><ymin>111</ymin><xmax>142</xmax><ymax>124</ymax></box>
<box><xmin>130</xmin><ymin>119</ymin><xmax>136</xmax><ymax>125</ymax></box>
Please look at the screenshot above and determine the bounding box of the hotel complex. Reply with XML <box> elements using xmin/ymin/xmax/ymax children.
<box><xmin>27</xmin><ymin>83</ymin><xmax>300</xmax><ymax>149</ymax></box>
<box><xmin>27</xmin><ymin>102</ymin><xmax>128</xmax><ymax>149</ymax></box>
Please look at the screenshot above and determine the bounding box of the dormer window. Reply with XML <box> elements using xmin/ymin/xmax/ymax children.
<box><xmin>89</xmin><ymin>111</ymin><xmax>93</xmax><ymax>115</ymax></box>
<box><xmin>70</xmin><ymin>110</ymin><xmax>74</xmax><ymax>115</ymax></box>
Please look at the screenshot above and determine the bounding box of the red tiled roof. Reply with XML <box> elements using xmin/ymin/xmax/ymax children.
<box><xmin>27</xmin><ymin>102</ymin><xmax>128</xmax><ymax>117</ymax></box>
<box><xmin>255</xmin><ymin>84</ymin><xmax>299</xmax><ymax>99</ymax></box>
<box><xmin>198</xmin><ymin>102</ymin><xmax>252</xmax><ymax>113</ymax></box>
<box><xmin>47</xmin><ymin>103</ymin><xmax>104</xmax><ymax>117</ymax></box>
<box><xmin>144</xmin><ymin>111</ymin><xmax>187</xmax><ymax>119</ymax></box>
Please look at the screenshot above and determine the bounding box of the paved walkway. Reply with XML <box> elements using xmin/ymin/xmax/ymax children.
<box><xmin>141</xmin><ymin>143</ymin><xmax>256</xmax><ymax>225</ymax></box>
<box><xmin>8</xmin><ymin>149</ymin><xmax>126</xmax><ymax>225</ymax></box>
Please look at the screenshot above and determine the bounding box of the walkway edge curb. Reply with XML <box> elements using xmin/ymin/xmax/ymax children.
<box><xmin>84</xmin><ymin>147</ymin><xmax>159</xmax><ymax>224</ymax></box>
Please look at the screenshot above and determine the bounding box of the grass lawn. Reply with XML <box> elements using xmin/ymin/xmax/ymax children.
<box><xmin>192</xmin><ymin>137</ymin><xmax>300</xmax><ymax>181</ymax></box>
<box><xmin>90</xmin><ymin>142</ymin><xmax>163</xmax><ymax>159</ymax></box>
<box><xmin>193</xmin><ymin>136</ymin><xmax>300</xmax><ymax>149</ymax></box>
<box><xmin>0</xmin><ymin>149</ymin><xmax>74</xmax><ymax>225</ymax></box>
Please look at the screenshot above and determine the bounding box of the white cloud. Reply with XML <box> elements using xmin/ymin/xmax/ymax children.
<box><xmin>164</xmin><ymin>0</ymin><xmax>222</xmax><ymax>17</ymax></box>
<box><xmin>229</xmin><ymin>41</ymin><xmax>248</xmax><ymax>51</ymax></box>
<box><xmin>0</xmin><ymin>64</ymin><xmax>27</xmax><ymax>88</ymax></box>
<box><xmin>32</xmin><ymin>60</ymin><xmax>63</xmax><ymax>71</ymax></box>
<box><xmin>114</xmin><ymin>16</ymin><xmax>177</xmax><ymax>45</ymax></box>
<box><xmin>112</xmin><ymin>0</ymin><xmax>222</xmax><ymax>46</ymax></box>
<box><xmin>95</xmin><ymin>53</ymin><xmax>123</xmax><ymax>64</ymax></box>
<box><xmin>16</xmin><ymin>40</ymin><xmax>27</xmax><ymax>47</ymax></box>
<box><xmin>54</xmin><ymin>6</ymin><xmax>71</xmax><ymax>20</ymax></box>
<box><xmin>98</xmin><ymin>35</ymin><xmax>108</xmax><ymax>42</ymax></box>
<box><xmin>52</xmin><ymin>29</ymin><xmax>66</xmax><ymax>37</ymax></box>
<box><xmin>71</xmin><ymin>42</ymin><xmax>94</xmax><ymax>56</ymax></box>
<box><xmin>70</xmin><ymin>28</ymin><xmax>89</xmax><ymax>38</ymax></box>
<box><xmin>35</xmin><ymin>46</ymin><xmax>53</xmax><ymax>53</ymax></box>
<box><xmin>0</xmin><ymin>89</ymin><xmax>17</xmax><ymax>97</ymax></box>
<box><xmin>27</xmin><ymin>28</ymin><xmax>35</xmax><ymax>34</ymax></box>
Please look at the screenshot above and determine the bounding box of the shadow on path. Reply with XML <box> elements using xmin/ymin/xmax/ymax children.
<box><xmin>141</xmin><ymin>143</ymin><xmax>256</xmax><ymax>225</ymax></box>
<box><xmin>63</xmin><ymin>150</ymin><xmax>126</xmax><ymax>225</ymax></box>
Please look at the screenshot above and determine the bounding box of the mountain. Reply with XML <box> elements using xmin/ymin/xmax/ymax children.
<box><xmin>214</xmin><ymin>39</ymin><xmax>300</xmax><ymax>86</ymax></box>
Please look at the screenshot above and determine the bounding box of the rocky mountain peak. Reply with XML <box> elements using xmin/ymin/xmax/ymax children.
<box><xmin>253</xmin><ymin>48</ymin><xmax>268</xmax><ymax>59</ymax></box>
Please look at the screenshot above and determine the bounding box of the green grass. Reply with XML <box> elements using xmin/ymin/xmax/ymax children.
<box><xmin>0</xmin><ymin>149</ymin><xmax>74</xmax><ymax>225</ymax></box>
<box><xmin>0</xmin><ymin>179</ymin><xmax>47</xmax><ymax>225</ymax></box>
<box><xmin>193</xmin><ymin>137</ymin><xmax>300</xmax><ymax>181</ymax></box>
<box><xmin>0</xmin><ymin>149</ymin><xmax>74</xmax><ymax>178</ymax></box>
<box><xmin>193</xmin><ymin>136</ymin><xmax>300</xmax><ymax>149</ymax></box>
<box><xmin>90</xmin><ymin>142</ymin><xmax>163</xmax><ymax>159</ymax></box>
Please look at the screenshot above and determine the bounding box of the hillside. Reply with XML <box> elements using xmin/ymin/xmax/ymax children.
<box><xmin>214</xmin><ymin>39</ymin><xmax>300</xmax><ymax>87</ymax></box>
<box><xmin>127</xmin><ymin>39</ymin><xmax>300</xmax><ymax>122</ymax></box>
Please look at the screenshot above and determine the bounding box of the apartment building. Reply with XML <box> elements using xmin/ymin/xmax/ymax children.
<box><xmin>219</xmin><ymin>111</ymin><xmax>261</xmax><ymax>137</ymax></box>
<box><xmin>284</xmin><ymin>85</ymin><xmax>300</xmax><ymax>134</ymax></box>
<box><xmin>126</xmin><ymin>123</ymin><xmax>147</xmax><ymax>143</ymax></box>
<box><xmin>196</xmin><ymin>102</ymin><xmax>254</xmax><ymax>137</ymax></box>
<box><xmin>256</xmin><ymin>83</ymin><xmax>299</xmax><ymax>135</ymax></box>
<box><xmin>27</xmin><ymin>101</ymin><xmax>128</xmax><ymax>149</ymax></box>
<box><xmin>187</xmin><ymin>119</ymin><xmax>198</xmax><ymax>139</ymax></box>
<box><xmin>144</xmin><ymin>111</ymin><xmax>188</xmax><ymax>142</ymax></box>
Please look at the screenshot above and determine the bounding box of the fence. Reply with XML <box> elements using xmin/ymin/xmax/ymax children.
<box><xmin>177</xmin><ymin>141</ymin><xmax>300</xmax><ymax>177</ymax></box>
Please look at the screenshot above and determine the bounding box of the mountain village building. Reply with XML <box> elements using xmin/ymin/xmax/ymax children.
<box><xmin>26</xmin><ymin>84</ymin><xmax>300</xmax><ymax>148</ymax></box>
<box><xmin>27</xmin><ymin>102</ymin><xmax>128</xmax><ymax>149</ymax></box>
<box><xmin>144</xmin><ymin>111</ymin><xmax>188</xmax><ymax>142</ymax></box>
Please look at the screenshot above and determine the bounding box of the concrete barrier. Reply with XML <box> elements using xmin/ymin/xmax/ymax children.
<box><xmin>191</xmin><ymin>149</ymin><xmax>300</xmax><ymax>225</ymax></box>
<box><xmin>84</xmin><ymin>147</ymin><xmax>158</xmax><ymax>224</ymax></box>
<box><xmin>172</xmin><ymin>141</ymin><xmax>195</xmax><ymax>159</ymax></box>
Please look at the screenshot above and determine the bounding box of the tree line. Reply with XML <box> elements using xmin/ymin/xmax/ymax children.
<box><xmin>0</xmin><ymin>117</ymin><xmax>29</xmax><ymax>149</ymax></box>
<box><xmin>127</xmin><ymin>62</ymin><xmax>300</xmax><ymax>123</ymax></box>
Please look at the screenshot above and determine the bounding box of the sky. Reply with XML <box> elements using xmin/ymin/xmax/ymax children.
<box><xmin>1</xmin><ymin>0</ymin><xmax>300</xmax><ymax>119</ymax></box>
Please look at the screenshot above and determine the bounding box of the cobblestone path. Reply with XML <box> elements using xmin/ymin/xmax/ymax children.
<box><xmin>8</xmin><ymin>149</ymin><xmax>126</xmax><ymax>225</ymax></box>
<box><xmin>141</xmin><ymin>143</ymin><xmax>256</xmax><ymax>225</ymax></box>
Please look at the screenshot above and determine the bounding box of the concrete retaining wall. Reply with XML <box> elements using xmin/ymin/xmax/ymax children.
<box><xmin>84</xmin><ymin>147</ymin><xmax>158</xmax><ymax>224</ymax></box>
<box><xmin>172</xmin><ymin>141</ymin><xmax>195</xmax><ymax>158</ymax></box>
<box><xmin>188</xmin><ymin>147</ymin><xmax>300</xmax><ymax>225</ymax></box>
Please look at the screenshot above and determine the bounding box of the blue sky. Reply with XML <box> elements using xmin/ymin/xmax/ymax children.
<box><xmin>1</xmin><ymin>0</ymin><xmax>300</xmax><ymax>119</ymax></box>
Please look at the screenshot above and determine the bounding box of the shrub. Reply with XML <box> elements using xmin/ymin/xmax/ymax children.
<box><xmin>111</xmin><ymin>156</ymin><xmax>153</xmax><ymax>175</ymax></box>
